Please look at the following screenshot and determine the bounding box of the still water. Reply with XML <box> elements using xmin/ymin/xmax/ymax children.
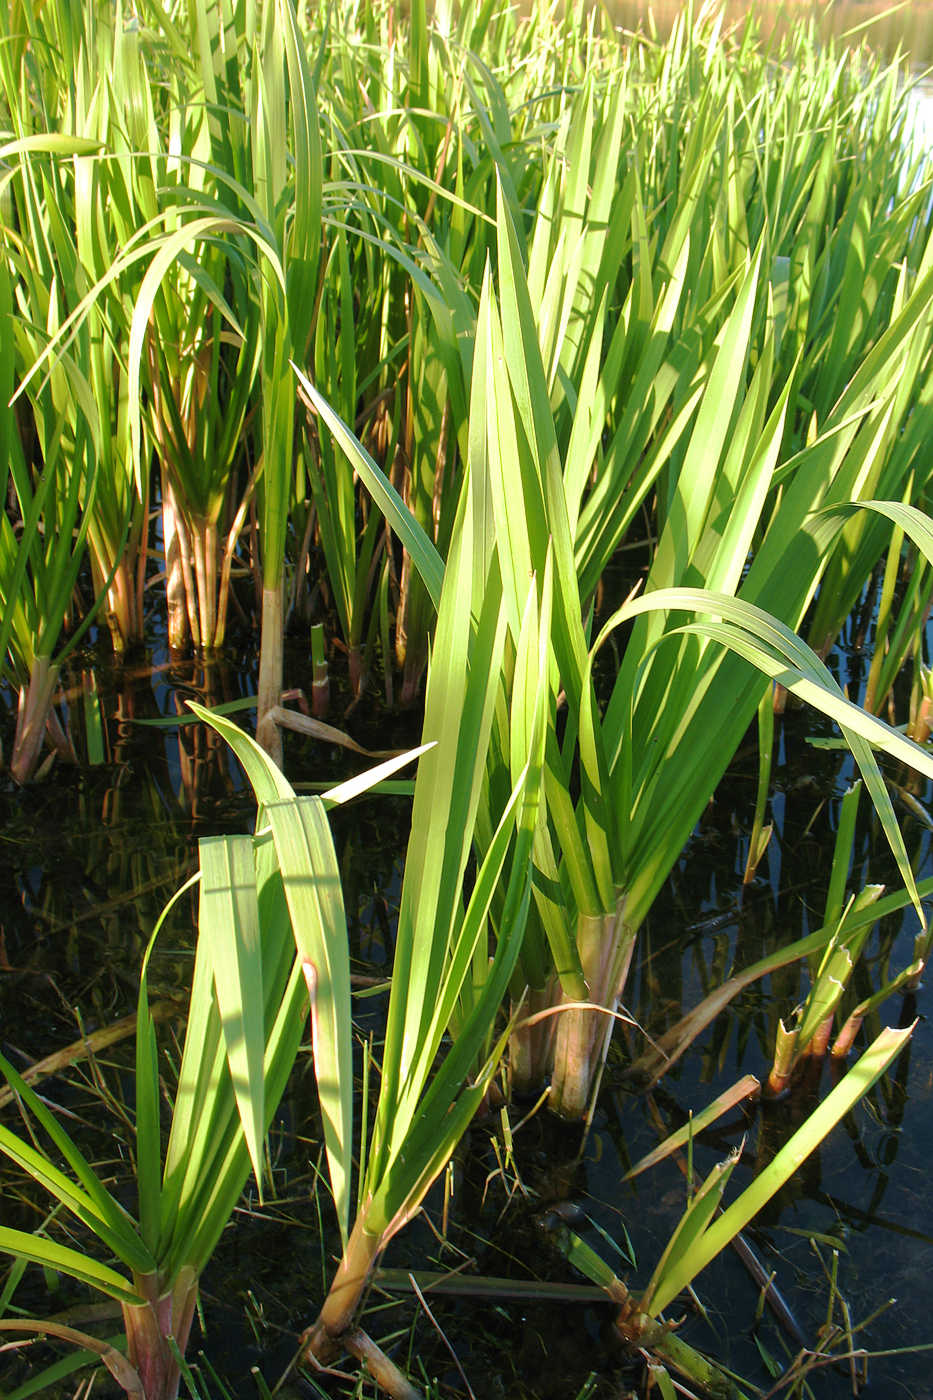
<box><xmin>2</xmin><ymin>636</ymin><xmax>932</xmax><ymax>1398</ymax></box>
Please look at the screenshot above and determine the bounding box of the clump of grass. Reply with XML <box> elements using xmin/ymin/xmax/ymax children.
<box><xmin>3</xmin><ymin>2</ymin><xmax>933</xmax><ymax>1396</ymax></box>
<box><xmin>5</xmin><ymin>0</ymin><xmax>931</xmax><ymax>765</ymax></box>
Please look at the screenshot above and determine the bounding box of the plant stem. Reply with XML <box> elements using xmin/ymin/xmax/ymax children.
<box><xmin>10</xmin><ymin>655</ymin><xmax>61</xmax><ymax>785</ymax></box>
<box><xmin>550</xmin><ymin>905</ymin><xmax>628</xmax><ymax>1119</ymax></box>
<box><xmin>161</xmin><ymin>475</ymin><xmax>188</xmax><ymax>652</ymax></box>
<box><xmin>343</xmin><ymin>1328</ymin><xmax>423</xmax><ymax>1400</ymax></box>
<box><xmin>192</xmin><ymin>519</ymin><xmax>219</xmax><ymax>651</ymax></box>
<box><xmin>509</xmin><ymin>982</ymin><xmax>557</xmax><ymax>1095</ymax></box>
<box><xmin>123</xmin><ymin>1269</ymin><xmax>197</xmax><ymax>1400</ymax></box>
<box><xmin>301</xmin><ymin>1218</ymin><xmax>382</xmax><ymax>1366</ymax></box>
<box><xmin>256</xmin><ymin>582</ymin><xmax>284</xmax><ymax>765</ymax></box>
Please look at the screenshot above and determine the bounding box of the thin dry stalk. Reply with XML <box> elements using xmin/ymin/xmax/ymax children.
<box><xmin>343</xmin><ymin>1329</ymin><xmax>423</xmax><ymax>1400</ymax></box>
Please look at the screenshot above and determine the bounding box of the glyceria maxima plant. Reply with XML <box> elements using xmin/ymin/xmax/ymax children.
<box><xmin>184</xmin><ymin>455</ymin><xmax>551</xmax><ymax>1377</ymax></box>
<box><xmin>0</xmin><ymin>712</ymin><xmax>433</xmax><ymax>1399</ymax></box>
<box><xmin>0</xmin><ymin>808</ymin><xmax>307</xmax><ymax>1399</ymax></box>
<box><xmin>1</xmin><ymin>5</ymin><xmax>161</xmax><ymax>658</ymax></box>
<box><xmin>0</xmin><ymin>448</ymin><xmax>550</xmax><ymax>1398</ymax></box>
<box><xmin>5</xmin><ymin>0</ymin><xmax>931</xmax><ymax>768</ymax></box>
<box><xmin>0</xmin><ymin>169</ymin><xmax>110</xmax><ymax>783</ymax></box>
<box><xmin>308</xmin><ymin>172</ymin><xmax>933</xmax><ymax>1123</ymax></box>
<box><xmin>543</xmin><ymin>1023</ymin><xmax>912</xmax><ymax>1398</ymax></box>
<box><xmin>493</xmin><ymin>182</ymin><xmax>933</xmax><ymax>1117</ymax></box>
<box><xmin>5</xmin><ymin>0</ymin><xmax>324</xmax><ymax>759</ymax></box>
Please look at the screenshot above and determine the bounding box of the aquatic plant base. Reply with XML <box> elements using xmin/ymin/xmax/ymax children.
<box><xmin>509</xmin><ymin>981</ymin><xmax>558</xmax><ymax>1091</ymax></box>
<box><xmin>549</xmin><ymin>905</ymin><xmax>633</xmax><ymax>1119</ymax></box>
<box><xmin>10</xmin><ymin>654</ymin><xmax>71</xmax><ymax>785</ymax></box>
<box><xmin>123</xmin><ymin>1269</ymin><xmax>198</xmax><ymax>1400</ymax></box>
<box><xmin>300</xmin><ymin>1219</ymin><xmax>382</xmax><ymax>1366</ymax></box>
<box><xmin>256</xmin><ymin>583</ymin><xmax>285</xmax><ymax>766</ymax></box>
<box><xmin>299</xmin><ymin>1223</ymin><xmax>426</xmax><ymax>1397</ymax></box>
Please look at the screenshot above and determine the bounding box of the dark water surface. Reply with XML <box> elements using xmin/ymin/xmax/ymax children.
<box><xmin>2</xmin><ymin>621</ymin><xmax>933</xmax><ymax>1398</ymax></box>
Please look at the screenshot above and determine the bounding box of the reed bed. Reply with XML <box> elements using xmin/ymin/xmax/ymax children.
<box><xmin>2</xmin><ymin>0</ymin><xmax>931</xmax><ymax>768</ymax></box>
<box><xmin>3</xmin><ymin>2</ymin><xmax>933</xmax><ymax>1397</ymax></box>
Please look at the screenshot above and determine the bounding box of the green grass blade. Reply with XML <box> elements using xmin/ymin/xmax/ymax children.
<box><xmin>817</xmin><ymin>499</ymin><xmax>933</xmax><ymax>567</ymax></box>
<box><xmin>135</xmin><ymin>936</ymin><xmax>163</xmax><ymax>1254</ymax></box>
<box><xmin>265</xmin><ymin>797</ymin><xmax>353</xmax><ymax>1244</ymax></box>
<box><xmin>322</xmin><ymin>743</ymin><xmax>434</xmax><ymax>808</ymax></box>
<box><xmin>623</xmin><ymin>1076</ymin><xmax>761</xmax><ymax>1181</ymax></box>
<box><xmin>0</xmin><ymin>1055</ymin><xmax>152</xmax><ymax>1274</ymax></box>
<box><xmin>294</xmin><ymin>367</ymin><xmax>444</xmax><ymax>611</ymax></box>
<box><xmin>640</xmin><ymin>1153</ymin><xmax>738</xmax><ymax>1317</ymax></box>
<box><xmin>278</xmin><ymin>0</ymin><xmax>322</xmax><ymax>342</ymax></box>
<box><xmin>0</xmin><ymin>1229</ymin><xmax>141</xmax><ymax>1306</ymax></box>
<box><xmin>824</xmin><ymin>782</ymin><xmax>862</xmax><ymax>931</ymax></box>
<box><xmin>199</xmin><ymin>835</ymin><xmax>267</xmax><ymax>1191</ymax></box>
<box><xmin>645</xmin><ymin>1026</ymin><xmax>913</xmax><ymax>1316</ymax></box>
<box><xmin>186</xmin><ymin>702</ymin><xmax>296</xmax><ymax>804</ymax></box>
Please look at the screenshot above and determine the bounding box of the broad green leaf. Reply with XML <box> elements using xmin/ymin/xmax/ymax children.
<box><xmin>322</xmin><ymin>743</ymin><xmax>435</xmax><ymax>807</ymax></box>
<box><xmin>623</xmin><ymin>1076</ymin><xmax>761</xmax><ymax>1181</ymax></box>
<box><xmin>199</xmin><ymin>835</ymin><xmax>267</xmax><ymax>1190</ymax></box>
<box><xmin>816</xmin><ymin>498</ymin><xmax>933</xmax><ymax>567</ymax></box>
<box><xmin>0</xmin><ymin>1229</ymin><xmax>141</xmax><ymax>1306</ymax></box>
<box><xmin>265</xmin><ymin>798</ymin><xmax>353</xmax><ymax>1244</ymax></box>
<box><xmin>186</xmin><ymin>702</ymin><xmax>296</xmax><ymax>804</ymax></box>
<box><xmin>640</xmin><ymin>1155</ymin><xmax>738</xmax><ymax>1318</ymax></box>
<box><xmin>594</xmin><ymin>588</ymin><xmax>933</xmax><ymax>926</ymax></box>
<box><xmin>0</xmin><ymin>135</ymin><xmax>101</xmax><ymax>158</ymax></box>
